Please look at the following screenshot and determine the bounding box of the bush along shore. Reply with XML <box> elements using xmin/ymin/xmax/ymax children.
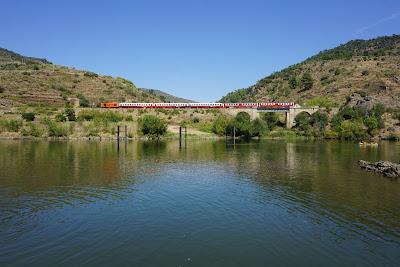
<box><xmin>0</xmin><ymin>100</ymin><xmax>399</xmax><ymax>141</ymax></box>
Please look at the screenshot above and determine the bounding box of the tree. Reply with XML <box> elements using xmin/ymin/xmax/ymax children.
<box><xmin>331</xmin><ymin>114</ymin><xmax>343</xmax><ymax>132</ymax></box>
<box><xmin>363</xmin><ymin>116</ymin><xmax>378</xmax><ymax>135</ymax></box>
<box><xmin>65</xmin><ymin>107</ymin><xmax>76</xmax><ymax>121</ymax></box>
<box><xmin>234</xmin><ymin>112</ymin><xmax>252</xmax><ymax>138</ymax></box>
<box><xmin>138</xmin><ymin>115</ymin><xmax>167</xmax><ymax>138</ymax></box>
<box><xmin>289</xmin><ymin>77</ymin><xmax>298</xmax><ymax>89</ymax></box>
<box><xmin>261</xmin><ymin>112</ymin><xmax>280</xmax><ymax>129</ymax></box>
<box><xmin>251</xmin><ymin>118</ymin><xmax>268</xmax><ymax>137</ymax></box>
<box><xmin>300</xmin><ymin>73</ymin><xmax>314</xmax><ymax>91</ymax></box>
<box><xmin>339</xmin><ymin>120</ymin><xmax>368</xmax><ymax>140</ymax></box>
<box><xmin>212</xmin><ymin>115</ymin><xmax>231</xmax><ymax>136</ymax></box>
<box><xmin>78</xmin><ymin>94</ymin><xmax>89</xmax><ymax>107</ymax></box>
<box><xmin>294</xmin><ymin>112</ymin><xmax>311</xmax><ymax>131</ymax></box>
<box><xmin>21</xmin><ymin>112</ymin><xmax>35</xmax><ymax>122</ymax></box>
<box><xmin>310</xmin><ymin>111</ymin><xmax>328</xmax><ymax>136</ymax></box>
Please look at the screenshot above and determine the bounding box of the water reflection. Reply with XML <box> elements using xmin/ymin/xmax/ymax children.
<box><xmin>0</xmin><ymin>140</ymin><xmax>399</xmax><ymax>266</ymax></box>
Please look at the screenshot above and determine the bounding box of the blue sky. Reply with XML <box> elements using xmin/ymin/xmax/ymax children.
<box><xmin>1</xmin><ymin>0</ymin><xmax>399</xmax><ymax>101</ymax></box>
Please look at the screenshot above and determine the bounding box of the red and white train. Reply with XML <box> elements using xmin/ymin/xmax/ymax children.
<box><xmin>101</xmin><ymin>102</ymin><xmax>295</xmax><ymax>109</ymax></box>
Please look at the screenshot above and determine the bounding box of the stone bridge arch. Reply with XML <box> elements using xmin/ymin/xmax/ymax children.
<box><xmin>223</xmin><ymin>108</ymin><xmax>260</xmax><ymax>120</ymax></box>
<box><xmin>221</xmin><ymin>106</ymin><xmax>319</xmax><ymax>129</ymax></box>
<box><xmin>285</xmin><ymin>107</ymin><xmax>319</xmax><ymax>128</ymax></box>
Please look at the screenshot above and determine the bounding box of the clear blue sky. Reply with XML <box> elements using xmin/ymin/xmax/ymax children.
<box><xmin>1</xmin><ymin>0</ymin><xmax>399</xmax><ymax>101</ymax></box>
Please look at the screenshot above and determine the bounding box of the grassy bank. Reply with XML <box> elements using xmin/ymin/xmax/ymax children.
<box><xmin>1</xmin><ymin>104</ymin><xmax>399</xmax><ymax>141</ymax></box>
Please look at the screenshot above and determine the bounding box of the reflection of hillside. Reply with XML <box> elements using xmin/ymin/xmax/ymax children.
<box><xmin>221</xmin><ymin>140</ymin><xmax>400</xmax><ymax>240</ymax></box>
<box><xmin>1</xmin><ymin>140</ymin><xmax>400</xmax><ymax>239</ymax></box>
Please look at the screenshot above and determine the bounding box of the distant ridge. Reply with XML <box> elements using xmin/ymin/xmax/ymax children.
<box><xmin>141</xmin><ymin>88</ymin><xmax>196</xmax><ymax>103</ymax></box>
<box><xmin>0</xmin><ymin>48</ymin><xmax>51</xmax><ymax>64</ymax></box>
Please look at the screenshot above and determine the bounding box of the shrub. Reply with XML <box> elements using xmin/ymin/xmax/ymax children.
<box><xmin>305</xmin><ymin>96</ymin><xmax>333</xmax><ymax>110</ymax></box>
<box><xmin>354</xmin><ymin>90</ymin><xmax>367</xmax><ymax>97</ymax></box>
<box><xmin>0</xmin><ymin>85</ymin><xmax>4</xmax><ymax>93</ymax></box>
<box><xmin>192</xmin><ymin>117</ymin><xmax>200</xmax><ymax>123</ymax></box>
<box><xmin>77</xmin><ymin>94</ymin><xmax>90</xmax><ymax>107</ymax></box>
<box><xmin>394</xmin><ymin>111</ymin><xmax>400</xmax><ymax>121</ymax></box>
<box><xmin>65</xmin><ymin>108</ymin><xmax>76</xmax><ymax>121</ymax></box>
<box><xmin>125</xmin><ymin>115</ymin><xmax>133</xmax><ymax>121</ymax></box>
<box><xmin>138</xmin><ymin>115</ymin><xmax>167</xmax><ymax>138</ymax></box>
<box><xmin>251</xmin><ymin>118</ymin><xmax>268</xmax><ymax>137</ymax></box>
<box><xmin>212</xmin><ymin>115</ymin><xmax>230</xmax><ymax>136</ymax></box>
<box><xmin>0</xmin><ymin>119</ymin><xmax>23</xmax><ymax>132</ymax></box>
<box><xmin>363</xmin><ymin>116</ymin><xmax>378</xmax><ymax>135</ymax></box>
<box><xmin>21</xmin><ymin>112</ymin><xmax>35</xmax><ymax>121</ymax></box>
<box><xmin>45</xmin><ymin>120</ymin><xmax>69</xmax><ymax>137</ymax></box>
<box><xmin>101</xmin><ymin>111</ymin><xmax>124</xmax><ymax>122</ymax></box>
<box><xmin>234</xmin><ymin>112</ymin><xmax>253</xmax><ymax>138</ymax></box>
<box><xmin>84</xmin><ymin>71</ymin><xmax>98</xmax><ymax>77</ymax></box>
<box><xmin>388</xmin><ymin>132</ymin><xmax>400</xmax><ymax>141</ymax></box>
<box><xmin>294</xmin><ymin>112</ymin><xmax>311</xmax><ymax>132</ymax></box>
<box><xmin>325</xmin><ymin>129</ymin><xmax>339</xmax><ymax>139</ymax></box>
<box><xmin>331</xmin><ymin>114</ymin><xmax>343</xmax><ymax>132</ymax></box>
<box><xmin>320</xmin><ymin>75</ymin><xmax>329</xmax><ymax>82</ymax></box>
<box><xmin>370</xmin><ymin>103</ymin><xmax>385</xmax><ymax>128</ymax></box>
<box><xmin>289</xmin><ymin>77</ymin><xmax>298</xmax><ymax>89</ymax></box>
<box><xmin>261</xmin><ymin>112</ymin><xmax>280</xmax><ymax>129</ymax></box>
<box><xmin>300</xmin><ymin>73</ymin><xmax>314</xmax><ymax>91</ymax></box>
<box><xmin>55</xmin><ymin>113</ymin><xmax>67</xmax><ymax>122</ymax></box>
<box><xmin>21</xmin><ymin>123</ymin><xmax>43</xmax><ymax>137</ymax></box>
<box><xmin>339</xmin><ymin>121</ymin><xmax>368</xmax><ymax>140</ymax></box>
<box><xmin>362</xmin><ymin>70</ymin><xmax>369</xmax><ymax>76</ymax></box>
<box><xmin>310</xmin><ymin>111</ymin><xmax>329</xmax><ymax>135</ymax></box>
<box><xmin>78</xmin><ymin>110</ymin><xmax>94</xmax><ymax>121</ymax></box>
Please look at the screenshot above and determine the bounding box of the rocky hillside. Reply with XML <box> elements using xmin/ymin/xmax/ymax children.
<box><xmin>0</xmin><ymin>48</ymin><xmax>167</xmax><ymax>110</ymax></box>
<box><xmin>220</xmin><ymin>35</ymin><xmax>400</xmax><ymax>109</ymax></box>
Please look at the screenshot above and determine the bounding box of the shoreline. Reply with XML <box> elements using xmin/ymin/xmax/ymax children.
<box><xmin>0</xmin><ymin>135</ymin><xmax>398</xmax><ymax>142</ymax></box>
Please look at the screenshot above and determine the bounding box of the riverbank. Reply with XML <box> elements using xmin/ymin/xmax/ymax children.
<box><xmin>1</xmin><ymin>106</ymin><xmax>400</xmax><ymax>141</ymax></box>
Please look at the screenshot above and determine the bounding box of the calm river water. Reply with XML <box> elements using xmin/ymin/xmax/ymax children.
<box><xmin>0</xmin><ymin>140</ymin><xmax>400</xmax><ymax>266</ymax></box>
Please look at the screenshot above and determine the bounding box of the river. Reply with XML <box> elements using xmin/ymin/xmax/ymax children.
<box><xmin>0</xmin><ymin>140</ymin><xmax>399</xmax><ymax>266</ymax></box>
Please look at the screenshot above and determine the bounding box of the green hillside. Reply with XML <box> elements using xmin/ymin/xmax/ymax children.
<box><xmin>220</xmin><ymin>35</ymin><xmax>400</xmax><ymax>110</ymax></box>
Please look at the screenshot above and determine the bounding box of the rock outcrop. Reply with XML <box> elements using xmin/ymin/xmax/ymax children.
<box><xmin>359</xmin><ymin>160</ymin><xmax>400</xmax><ymax>179</ymax></box>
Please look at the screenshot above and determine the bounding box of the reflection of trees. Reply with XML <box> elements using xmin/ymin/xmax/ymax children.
<box><xmin>1</xmin><ymin>140</ymin><xmax>400</xmax><ymax>239</ymax></box>
<box><xmin>222</xmin><ymin>140</ymin><xmax>400</xmax><ymax>240</ymax></box>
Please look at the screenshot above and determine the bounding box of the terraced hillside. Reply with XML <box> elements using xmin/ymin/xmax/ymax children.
<box><xmin>0</xmin><ymin>48</ymin><xmax>164</xmax><ymax>111</ymax></box>
<box><xmin>220</xmin><ymin>35</ymin><xmax>400</xmax><ymax>109</ymax></box>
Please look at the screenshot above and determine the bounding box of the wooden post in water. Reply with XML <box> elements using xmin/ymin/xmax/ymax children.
<box><xmin>125</xmin><ymin>125</ymin><xmax>127</xmax><ymax>139</ymax></box>
<box><xmin>117</xmin><ymin>126</ymin><xmax>120</xmax><ymax>140</ymax></box>
<box><xmin>233</xmin><ymin>125</ymin><xmax>236</xmax><ymax>146</ymax></box>
<box><xmin>180</xmin><ymin>126</ymin><xmax>182</xmax><ymax>145</ymax></box>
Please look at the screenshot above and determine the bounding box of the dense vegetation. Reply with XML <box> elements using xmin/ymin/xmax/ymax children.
<box><xmin>138</xmin><ymin>115</ymin><xmax>167</xmax><ymax>138</ymax></box>
<box><xmin>212</xmin><ymin>112</ymin><xmax>286</xmax><ymax>139</ymax></box>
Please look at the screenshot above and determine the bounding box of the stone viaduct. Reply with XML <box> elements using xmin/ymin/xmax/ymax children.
<box><xmin>223</xmin><ymin>106</ymin><xmax>319</xmax><ymax>128</ymax></box>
